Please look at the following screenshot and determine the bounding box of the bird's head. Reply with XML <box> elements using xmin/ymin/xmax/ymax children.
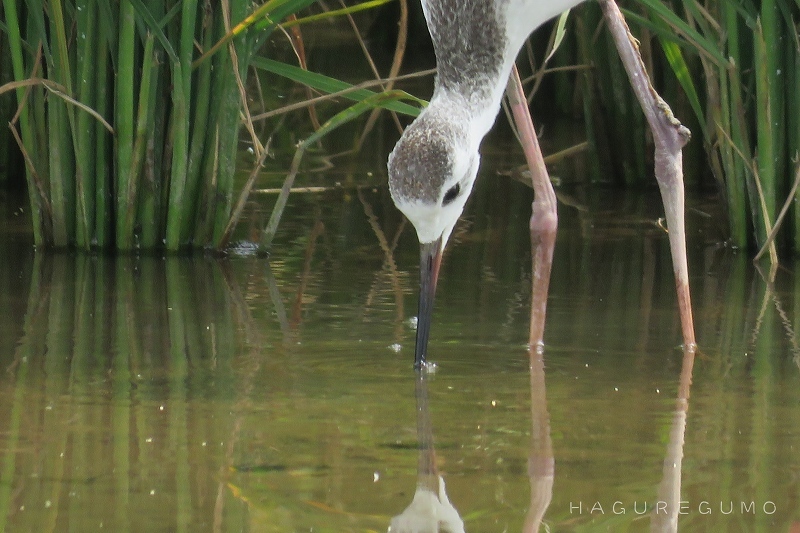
<box><xmin>387</xmin><ymin>106</ymin><xmax>480</xmax><ymax>369</ymax></box>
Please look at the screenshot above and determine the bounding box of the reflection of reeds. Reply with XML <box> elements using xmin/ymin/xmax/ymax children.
<box><xmin>1</xmin><ymin>254</ymin><xmax>254</xmax><ymax>530</ymax></box>
<box><xmin>358</xmin><ymin>187</ymin><xmax>408</xmax><ymax>344</ymax></box>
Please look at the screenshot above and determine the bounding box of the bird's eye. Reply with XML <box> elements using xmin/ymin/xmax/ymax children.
<box><xmin>442</xmin><ymin>183</ymin><xmax>461</xmax><ymax>206</ymax></box>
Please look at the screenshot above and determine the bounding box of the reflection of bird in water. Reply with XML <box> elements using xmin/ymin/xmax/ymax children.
<box><xmin>388</xmin><ymin>0</ymin><xmax>696</xmax><ymax>368</ymax></box>
<box><xmin>388</xmin><ymin>372</ymin><xmax>464</xmax><ymax>533</ymax></box>
<box><xmin>388</xmin><ymin>476</ymin><xmax>463</xmax><ymax>533</ymax></box>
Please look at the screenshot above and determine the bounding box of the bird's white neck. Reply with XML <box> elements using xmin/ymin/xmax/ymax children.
<box><xmin>428</xmin><ymin>55</ymin><xmax>515</xmax><ymax>152</ymax></box>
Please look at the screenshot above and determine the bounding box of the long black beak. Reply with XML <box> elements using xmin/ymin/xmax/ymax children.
<box><xmin>415</xmin><ymin>238</ymin><xmax>443</xmax><ymax>369</ymax></box>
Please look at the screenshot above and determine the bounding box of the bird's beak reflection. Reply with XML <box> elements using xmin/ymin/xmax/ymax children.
<box><xmin>415</xmin><ymin>237</ymin><xmax>443</xmax><ymax>369</ymax></box>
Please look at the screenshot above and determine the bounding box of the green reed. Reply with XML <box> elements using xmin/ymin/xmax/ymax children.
<box><xmin>636</xmin><ymin>0</ymin><xmax>800</xmax><ymax>255</ymax></box>
<box><xmin>6</xmin><ymin>0</ymin><xmax>797</xmax><ymax>257</ymax></box>
<box><xmin>542</xmin><ymin>0</ymin><xmax>799</xmax><ymax>256</ymax></box>
<box><xmin>1</xmin><ymin>0</ymin><xmax>337</xmax><ymax>251</ymax></box>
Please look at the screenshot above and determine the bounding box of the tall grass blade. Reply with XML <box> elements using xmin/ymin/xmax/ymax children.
<box><xmin>75</xmin><ymin>0</ymin><xmax>98</xmax><ymax>249</ymax></box>
<box><xmin>193</xmin><ymin>0</ymin><xmax>319</xmax><ymax>68</ymax></box>
<box><xmin>165</xmin><ymin>61</ymin><xmax>190</xmax><ymax>250</ymax></box>
<box><xmin>2</xmin><ymin>0</ymin><xmax>46</xmax><ymax>243</ymax></box>
<box><xmin>654</xmin><ymin>29</ymin><xmax>704</xmax><ymax>135</ymax></box>
<box><xmin>183</xmin><ymin>10</ymin><xmax>214</xmax><ymax>244</ymax></box>
<box><xmin>754</xmin><ymin>18</ymin><xmax>777</xmax><ymax>249</ymax></box>
<box><xmin>127</xmin><ymin>0</ymin><xmax>179</xmax><ymax>63</ymax></box>
<box><xmin>635</xmin><ymin>0</ymin><xmax>728</xmax><ymax>66</ymax></box>
<box><xmin>277</xmin><ymin>0</ymin><xmax>394</xmax><ymax>29</ymax></box>
<box><xmin>210</xmin><ymin>0</ymin><xmax>251</xmax><ymax>247</ymax></box>
<box><xmin>123</xmin><ymin>34</ymin><xmax>157</xmax><ymax>247</ymax></box>
<box><xmin>251</xmin><ymin>57</ymin><xmax>425</xmax><ymax>116</ymax></box>
<box><xmin>116</xmin><ymin>1</ymin><xmax>136</xmax><ymax>249</ymax></box>
<box><xmin>791</xmin><ymin>30</ymin><xmax>800</xmax><ymax>253</ymax></box>
<box><xmin>48</xmin><ymin>0</ymin><xmax>77</xmax><ymax>247</ymax></box>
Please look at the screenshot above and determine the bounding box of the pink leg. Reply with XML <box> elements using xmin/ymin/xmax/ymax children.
<box><xmin>599</xmin><ymin>0</ymin><xmax>696</xmax><ymax>350</ymax></box>
<box><xmin>505</xmin><ymin>65</ymin><xmax>557</xmax><ymax>350</ymax></box>
<box><xmin>507</xmin><ymin>67</ymin><xmax>556</xmax><ymax>531</ymax></box>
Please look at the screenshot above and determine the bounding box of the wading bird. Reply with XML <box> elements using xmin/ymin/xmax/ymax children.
<box><xmin>387</xmin><ymin>0</ymin><xmax>696</xmax><ymax>369</ymax></box>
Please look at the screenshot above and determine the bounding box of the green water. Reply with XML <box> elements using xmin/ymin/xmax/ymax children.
<box><xmin>1</xmin><ymin>160</ymin><xmax>799</xmax><ymax>532</ymax></box>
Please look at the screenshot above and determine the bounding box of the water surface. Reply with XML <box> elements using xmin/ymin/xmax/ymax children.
<box><xmin>1</xmin><ymin>160</ymin><xmax>799</xmax><ymax>532</ymax></box>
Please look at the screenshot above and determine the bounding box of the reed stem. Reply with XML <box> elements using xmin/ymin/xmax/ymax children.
<box><xmin>2</xmin><ymin>0</ymin><xmax>45</xmax><ymax>243</ymax></box>
<box><xmin>116</xmin><ymin>0</ymin><xmax>136</xmax><ymax>249</ymax></box>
